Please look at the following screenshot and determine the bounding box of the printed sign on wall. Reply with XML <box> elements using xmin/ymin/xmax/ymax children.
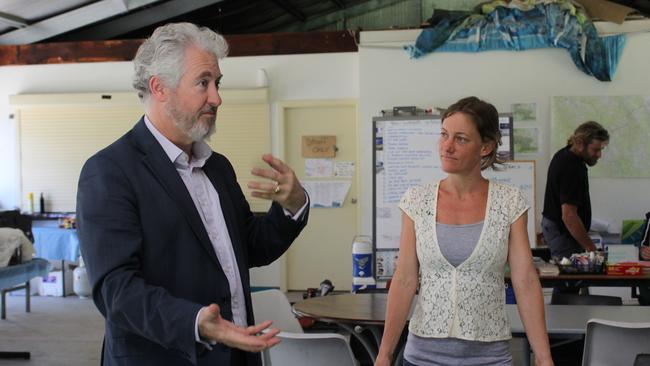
<box><xmin>302</xmin><ymin>135</ymin><xmax>336</xmax><ymax>158</ymax></box>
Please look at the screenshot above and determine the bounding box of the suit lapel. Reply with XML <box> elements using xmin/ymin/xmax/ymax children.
<box><xmin>131</xmin><ymin>119</ymin><xmax>221</xmax><ymax>267</ymax></box>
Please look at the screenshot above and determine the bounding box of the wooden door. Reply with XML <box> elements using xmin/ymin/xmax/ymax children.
<box><xmin>280</xmin><ymin>100</ymin><xmax>358</xmax><ymax>291</ymax></box>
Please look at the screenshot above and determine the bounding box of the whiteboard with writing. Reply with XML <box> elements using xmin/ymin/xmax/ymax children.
<box><xmin>373</xmin><ymin>117</ymin><xmax>535</xmax><ymax>251</ymax></box>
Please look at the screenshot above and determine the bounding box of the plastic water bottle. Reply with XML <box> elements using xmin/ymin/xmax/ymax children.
<box><xmin>352</xmin><ymin>235</ymin><xmax>375</xmax><ymax>292</ymax></box>
<box><xmin>73</xmin><ymin>256</ymin><xmax>91</xmax><ymax>298</ymax></box>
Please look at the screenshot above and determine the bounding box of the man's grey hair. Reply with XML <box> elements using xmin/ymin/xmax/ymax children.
<box><xmin>132</xmin><ymin>22</ymin><xmax>229</xmax><ymax>103</ymax></box>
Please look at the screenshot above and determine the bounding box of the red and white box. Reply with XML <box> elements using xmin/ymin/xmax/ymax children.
<box><xmin>606</xmin><ymin>262</ymin><xmax>643</xmax><ymax>276</ymax></box>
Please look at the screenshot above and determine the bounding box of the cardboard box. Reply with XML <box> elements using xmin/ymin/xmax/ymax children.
<box><xmin>639</xmin><ymin>261</ymin><xmax>650</xmax><ymax>275</ymax></box>
<box><xmin>8</xmin><ymin>277</ymin><xmax>42</xmax><ymax>297</ymax></box>
<box><xmin>41</xmin><ymin>270</ymin><xmax>74</xmax><ymax>296</ymax></box>
<box><xmin>606</xmin><ymin>262</ymin><xmax>642</xmax><ymax>276</ymax></box>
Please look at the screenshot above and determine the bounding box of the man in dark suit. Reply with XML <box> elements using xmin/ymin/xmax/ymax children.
<box><xmin>77</xmin><ymin>23</ymin><xmax>308</xmax><ymax>366</ymax></box>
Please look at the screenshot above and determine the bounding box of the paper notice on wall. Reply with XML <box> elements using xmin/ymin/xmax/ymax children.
<box><xmin>334</xmin><ymin>161</ymin><xmax>355</xmax><ymax>177</ymax></box>
<box><xmin>302</xmin><ymin>135</ymin><xmax>336</xmax><ymax>158</ymax></box>
<box><xmin>305</xmin><ymin>158</ymin><xmax>333</xmax><ymax>177</ymax></box>
<box><xmin>302</xmin><ymin>180</ymin><xmax>351</xmax><ymax>208</ymax></box>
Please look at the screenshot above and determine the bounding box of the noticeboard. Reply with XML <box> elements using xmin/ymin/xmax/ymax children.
<box><xmin>372</xmin><ymin>115</ymin><xmax>534</xmax><ymax>279</ymax></box>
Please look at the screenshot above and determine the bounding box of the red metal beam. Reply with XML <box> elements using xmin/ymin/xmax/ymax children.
<box><xmin>0</xmin><ymin>30</ymin><xmax>357</xmax><ymax>66</ymax></box>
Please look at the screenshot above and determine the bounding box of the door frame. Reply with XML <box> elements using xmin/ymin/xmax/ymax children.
<box><xmin>276</xmin><ymin>99</ymin><xmax>359</xmax><ymax>291</ymax></box>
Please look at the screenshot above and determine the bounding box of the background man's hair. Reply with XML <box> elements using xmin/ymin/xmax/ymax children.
<box><xmin>567</xmin><ymin>121</ymin><xmax>610</xmax><ymax>147</ymax></box>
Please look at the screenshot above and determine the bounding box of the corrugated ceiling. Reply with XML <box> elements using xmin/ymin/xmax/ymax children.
<box><xmin>0</xmin><ymin>0</ymin><xmax>647</xmax><ymax>45</ymax></box>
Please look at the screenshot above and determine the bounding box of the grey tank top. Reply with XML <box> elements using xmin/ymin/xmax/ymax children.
<box><xmin>403</xmin><ymin>221</ymin><xmax>512</xmax><ymax>366</ymax></box>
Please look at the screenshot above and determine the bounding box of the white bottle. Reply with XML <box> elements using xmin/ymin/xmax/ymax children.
<box><xmin>73</xmin><ymin>256</ymin><xmax>91</xmax><ymax>298</ymax></box>
<box><xmin>352</xmin><ymin>235</ymin><xmax>375</xmax><ymax>292</ymax></box>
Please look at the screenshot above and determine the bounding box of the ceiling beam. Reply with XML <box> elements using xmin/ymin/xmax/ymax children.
<box><xmin>0</xmin><ymin>30</ymin><xmax>357</xmax><ymax>66</ymax></box>
<box><xmin>53</xmin><ymin>0</ymin><xmax>228</xmax><ymax>42</ymax></box>
<box><xmin>0</xmin><ymin>0</ymin><xmax>164</xmax><ymax>45</ymax></box>
<box><xmin>228</xmin><ymin>12</ymin><xmax>296</xmax><ymax>34</ymax></box>
<box><xmin>0</xmin><ymin>11</ymin><xmax>28</xmax><ymax>29</ymax></box>
<box><xmin>281</xmin><ymin>0</ymin><xmax>402</xmax><ymax>32</ymax></box>
<box><xmin>271</xmin><ymin>0</ymin><xmax>307</xmax><ymax>22</ymax></box>
<box><xmin>330</xmin><ymin>0</ymin><xmax>346</xmax><ymax>10</ymax></box>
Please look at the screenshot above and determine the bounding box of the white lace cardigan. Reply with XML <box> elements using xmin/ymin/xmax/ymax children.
<box><xmin>399</xmin><ymin>180</ymin><xmax>528</xmax><ymax>341</ymax></box>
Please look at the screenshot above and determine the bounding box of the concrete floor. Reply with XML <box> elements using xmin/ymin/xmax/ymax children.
<box><xmin>0</xmin><ymin>295</ymin><xmax>103</xmax><ymax>366</ymax></box>
<box><xmin>0</xmin><ymin>294</ymin><xmax>532</xmax><ymax>366</ymax></box>
<box><xmin>0</xmin><ymin>293</ymin><xmax>582</xmax><ymax>366</ymax></box>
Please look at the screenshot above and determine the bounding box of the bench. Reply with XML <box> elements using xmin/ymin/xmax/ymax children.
<box><xmin>0</xmin><ymin>258</ymin><xmax>50</xmax><ymax>359</ymax></box>
<box><xmin>0</xmin><ymin>258</ymin><xmax>51</xmax><ymax>320</ymax></box>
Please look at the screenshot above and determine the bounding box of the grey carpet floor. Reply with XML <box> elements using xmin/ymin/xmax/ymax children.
<box><xmin>1</xmin><ymin>294</ymin><xmax>536</xmax><ymax>365</ymax></box>
<box><xmin>0</xmin><ymin>295</ymin><xmax>103</xmax><ymax>366</ymax></box>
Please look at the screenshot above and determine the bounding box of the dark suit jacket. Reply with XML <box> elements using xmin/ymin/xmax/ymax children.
<box><xmin>77</xmin><ymin>118</ymin><xmax>308</xmax><ymax>366</ymax></box>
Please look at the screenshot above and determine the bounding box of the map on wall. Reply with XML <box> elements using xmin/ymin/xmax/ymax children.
<box><xmin>551</xmin><ymin>95</ymin><xmax>650</xmax><ymax>178</ymax></box>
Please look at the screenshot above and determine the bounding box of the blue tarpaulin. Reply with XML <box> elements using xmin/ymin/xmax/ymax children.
<box><xmin>407</xmin><ymin>1</ymin><xmax>626</xmax><ymax>81</ymax></box>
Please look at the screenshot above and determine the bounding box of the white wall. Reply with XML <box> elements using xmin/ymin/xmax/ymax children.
<box><xmin>2</xmin><ymin>29</ymin><xmax>649</xmax><ymax>287</ymax></box>
<box><xmin>0</xmin><ymin>62</ymin><xmax>134</xmax><ymax>210</ymax></box>
<box><xmin>0</xmin><ymin>52</ymin><xmax>358</xmax><ymax>288</ymax></box>
<box><xmin>358</xmin><ymin>31</ymin><xmax>650</xmax><ymax>236</ymax></box>
<box><xmin>0</xmin><ymin>53</ymin><xmax>358</xmax><ymax>209</ymax></box>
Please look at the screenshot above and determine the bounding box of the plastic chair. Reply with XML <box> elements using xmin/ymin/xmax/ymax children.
<box><xmin>251</xmin><ymin>289</ymin><xmax>304</xmax><ymax>333</ymax></box>
<box><xmin>582</xmin><ymin>319</ymin><xmax>650</xmax><ymax>366</ymax></box>
<box><xmin>268</xmin><ymin>332</ymin><xmax>357</xmax><ymax>366</ymax></box>
<box><xmin>251</xmin><ymin>289</ymin><xmax>358</xmax><ymax>366</ymax></box>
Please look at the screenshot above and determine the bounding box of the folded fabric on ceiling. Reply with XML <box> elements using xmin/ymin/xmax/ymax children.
<box><xmin>406</xmin><ymin>0</ymin><xmax>626</xmax><ymax>82</ymax></box>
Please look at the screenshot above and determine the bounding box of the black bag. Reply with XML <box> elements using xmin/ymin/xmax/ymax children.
<box><xmin>0</xmin><ymin>210</ymin><xmax>34</xmax><ymax>265</ymax></box>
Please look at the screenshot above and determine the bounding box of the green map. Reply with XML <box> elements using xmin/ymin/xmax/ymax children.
<box><xmin>551</xmin><ymin>95</ymin><xmax>650</xmax><ymax>178</ymax></box>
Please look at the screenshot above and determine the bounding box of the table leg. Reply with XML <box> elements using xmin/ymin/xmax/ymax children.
<box><xmin>393</xmin><ymin>347</ymin><xmax>404</xmax><ymax>366</ymax></box>
<box><xmin>61</xmin><ymin>260</ymin><xmax>66</xmax><ymax>298</ymax></box>
<box><xmin>344</xmin><ymin>324</ymin><xmax>407</xmax><ymax>366</ymax></box>
<box><xmin>521</xmin><ymin>337</ymin><xmax>531</xmax><ymax>366</ymax></box>
<box><xmin>25</xmin><ymin>280</ymin><xmax>30</xmax><ymax>313</ymax></box>
<box><xmin>366</xmin><ymin>325</ymin><xmax>383</xmax><ymax>348</ymax></box>
<box><xmin>391</xmin><ymin>328</ymin><xmax>408</xmax><ymax>366</ymax></box>
<box><xmin>1</xmin><ymin>289</ymin><xmax>6</xmax><ymax>319</ymax></box>
<box><xmin>338</xmin><ymin>323</ymin><xmax>378</xmax><ymax>362</ymax></box>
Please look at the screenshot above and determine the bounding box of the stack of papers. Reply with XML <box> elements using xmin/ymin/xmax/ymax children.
<box><xmin>535</xmin><ymin>261</ymin><xmax>560</xmax><ymax>276</ymax></box>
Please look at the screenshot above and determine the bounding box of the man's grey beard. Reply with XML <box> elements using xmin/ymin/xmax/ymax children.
<box><xmin>180</xmin><ymin>117</ymin><xmax>216</xmax><ymax>142</ymax></box>
<box><xmin>166</xmin><ymin>102</ymin><xmax>216</xmax><ymax>142</ymax></box>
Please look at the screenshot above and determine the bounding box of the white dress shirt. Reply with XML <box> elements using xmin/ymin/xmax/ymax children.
<box><xmin>143</xmin><ymin>116</ymin><xmax>307</xmax><ymax>345</ymax></box>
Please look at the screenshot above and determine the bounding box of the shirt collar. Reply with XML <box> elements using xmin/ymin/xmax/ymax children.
<box><xmin>144</xmin><ymin>115</ymin><xmax>212</xmax><ymax>169</ymax></box>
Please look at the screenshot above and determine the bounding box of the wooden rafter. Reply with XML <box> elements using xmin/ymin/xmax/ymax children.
<box><xmin>0</xmin><ymin>31</ymin><xmax>357</xmax><ymax>66</ymax></box>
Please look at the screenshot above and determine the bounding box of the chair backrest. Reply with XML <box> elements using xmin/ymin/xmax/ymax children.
<box><xmin>251</xmin><ymin>289</ymin><xmax>304</xmax><ymax>333</ymax></box>
<box><xmin>267</xmin><ymin>332</ymin><xmax>357</xmax><ymax>366</ymax></box>
<box><xmin>551</xmin><ymin>293</ymin><xmax>622</xmax><ymax>305</ymax></box>
<box><xmin>582</xmin><ymin>319</ymin><xmax>650</xmax><ymax>366</ymax></box>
